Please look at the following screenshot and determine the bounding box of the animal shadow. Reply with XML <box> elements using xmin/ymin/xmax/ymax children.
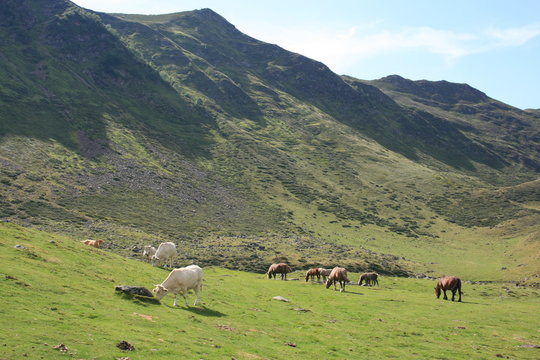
<box><xmin>341</xmin><ymin>290</ymin><xmax>365</xmax><ymax>296</ymax></box>
<box><xmin>181</xmin><ymin>305</ymin><xmax>226</xmax><ymax>317</ymax></box>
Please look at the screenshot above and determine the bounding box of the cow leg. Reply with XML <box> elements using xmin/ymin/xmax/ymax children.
<box><xmin>182</xmin><ymin>293</ymin><xmax>189</xmax><ymax>307</ymax></box>
<box><xmin>173</xmin><ymin>294</ymin><xmax>178</xmax><ymax>307</ymax></box>
<box><xmin>194</xmin><ymin>286</ymin><xmax>201</xmax><ymax>305</ymax></box>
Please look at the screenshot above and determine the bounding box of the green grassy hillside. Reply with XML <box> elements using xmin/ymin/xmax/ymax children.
<box><xmin>1</xmin><ymin>222</ymin><xmax>539</xmax><ymax>359</ymax></box>
<box><xmin>0</xmin><ymin>0</ymin><xmax>538</xmax><ymax>283</ymax></box>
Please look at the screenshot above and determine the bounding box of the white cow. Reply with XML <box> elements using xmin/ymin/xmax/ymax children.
<box><xmin>142</xmin><ymin>245</ymin><xmax>157</xmax><ymax>263</ymax></box>
<box><xmin>151</xmin><ymin>242</ymin><xmax>176</xmax><ymax>268</ymax></box>
<box><xmin>153</xmin><ymin>265</ymin><xmax>203</xmax><ymax>306</ymax></box>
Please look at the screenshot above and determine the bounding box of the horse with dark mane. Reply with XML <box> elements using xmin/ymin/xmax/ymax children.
<box><xmin>267</xmin><ymin>263</ymin><xmax>292</xmax><ymax>280</ymax></box>
<box><xmin>359</xmin><ymin>272</ymin><xmax>379</xmax><ymax>286</ymax></box>
<box><xmin>305</xmin><ymin>268</ymin><xmax>320</xmax><ymax>282</ymax></box>
<box><xmin>435</xmin><ymin>276</ymin><xmax>462</xmax><ymax>302</ymax></box>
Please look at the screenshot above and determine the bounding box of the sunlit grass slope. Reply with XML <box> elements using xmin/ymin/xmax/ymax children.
<box><xmin>1</xmin><ymin>222</ymin><xmax>539</xmax><ymax>359</ymax></box>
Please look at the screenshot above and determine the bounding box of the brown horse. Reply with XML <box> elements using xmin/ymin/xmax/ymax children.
<box><xmin>359</xmin><ymin>272</ymin><xmax>379</xmax><ymax>286</ymax></box>
<box><xmin>305</xmin><ymin>268</ymin><xmax>320</xmax><ymax>282</ymax></box>
<box><xmin>267</xmin><ymin>263</ymin><xmax>292</xmax><ymax>280</ymax></box>
<box><xmin>325</xmin><ymin>267</ymin><xmax>349</xmax><ymax>292</ymax></box>
<box><xmin>435</xmin><ymin>276</ymin><xmax>462</xmax><ymax>302</ymax></box>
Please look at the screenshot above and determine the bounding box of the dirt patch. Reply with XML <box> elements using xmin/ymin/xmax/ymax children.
<box><xmin>131</xmin><ymin>312</ymin><xmax>157</xmax><ymax>322</ymax></box>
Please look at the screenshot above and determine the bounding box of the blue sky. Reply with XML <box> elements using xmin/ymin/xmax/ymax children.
<box><xmin>73</xmin><ymin>0</ymin><xmax>540</xmax><ymax>109</ymax></box>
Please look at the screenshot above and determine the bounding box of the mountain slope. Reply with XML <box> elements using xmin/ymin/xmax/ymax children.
<box><xmin>366</xmin><ymin>75</ymin><xmax>540</xmax><ymax>184</ymax></box>
<box><xmin>105</xmin><ymin>9</ymin><xmax>512</xmax><ymax>172</ymax></box>
<box><xmin>0</xmin><ymin>0</ymin><xmax>538</xmax><ymax>281</ymax></box>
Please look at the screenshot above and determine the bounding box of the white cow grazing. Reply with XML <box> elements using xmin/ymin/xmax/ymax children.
<box><xmin>142</xmin><ymin>245</ymin><xmax>157</xmax><ymax>263</ymax></box>
<box><xmin>151</xmin><ymin>242</ymin><xmax>176</xmax><ymax>268</ymax></box>
<box><xmin>153</xmin><ymin>265</ymin><xmax>203</xmax><ymax>307</ymax></box>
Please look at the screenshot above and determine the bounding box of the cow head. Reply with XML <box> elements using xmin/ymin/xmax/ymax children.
<box><xmin>153</xmin><ymin>284</ymin><xmax>168</xmax><ymax>299</ymax></box>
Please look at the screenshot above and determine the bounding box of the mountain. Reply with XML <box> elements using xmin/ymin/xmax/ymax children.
<box><xmin>366</xmin><ymin>75</ymin><xmax>540</xmax><ymax>181</ymax></box>
<box><xmin>1</xmin><ymin>0</ymin><xmax>538</xmax><ymax>282</ymax></box>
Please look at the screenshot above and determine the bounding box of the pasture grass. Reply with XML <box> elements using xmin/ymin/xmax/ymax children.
<box><xmin>1</xmin><ymin>222</ymin><xmax>539</xmax><ymax>359</ymax></box>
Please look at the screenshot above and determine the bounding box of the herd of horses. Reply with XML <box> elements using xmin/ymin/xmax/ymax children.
<box><xmin>267</xmin><ymin>263</ymin><xmax>463</xmax><ymax>301</ymax></box>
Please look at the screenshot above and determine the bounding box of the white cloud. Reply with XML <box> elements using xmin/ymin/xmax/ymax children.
<box><xmin>241</xmin><ymin>22</ymin><xmax>540</xmax><ymax>73</ymax></box>
<box><xmin>485</xmin><ymin>23</ymin><xmax>540</xmax><ymax>46</ymax></box>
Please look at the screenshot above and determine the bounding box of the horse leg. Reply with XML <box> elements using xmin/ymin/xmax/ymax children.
<box><xmin>451</xmin><ymin>289</ymin><xmax>456</xmax><ymax>301</ymax></box>
<box><xmin>443</xmin><ymin>289</ymin><xmax>448</xmax><ymax>300</ymax></box>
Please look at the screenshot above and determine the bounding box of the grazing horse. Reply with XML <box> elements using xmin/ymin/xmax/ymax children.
<box><xmin>435</xmin><ymin>276</ymin><xmax>462</xmax><ymax>302</ymax></box>
<box><xmin>325</xmin><ymin>267</ymin><xmax>349</xmax><ymax>292</ymax></box>
<box><xmin>359</xmin><ymin>272</ymin><xmax>379</xmax><ymax>286</ymax></box>
<box><xmin>267</xmin><ymin>263</ymin><xmax>292</xmax><ymax>280</ymax></box>
<box><xmin>318</xmin><ymin>268</ymin><xmax>332</xmax><ymax>282</ymax></box>
<box><xmin>305</xmin><ymin>268</ymin><xmax>321</xmax><ymax>282</ymax></box>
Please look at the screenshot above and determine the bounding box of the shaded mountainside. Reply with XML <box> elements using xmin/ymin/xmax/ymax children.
<box><xmin>367</xmin><ymin>75</ymin><xmax>540</xmax><ymax>182</ymax></box>
<box><xmin>107</xmin><ymin>9</ymin><xmax>510</xmax><ymax>172</ymax></box>
<box><xmin>0</xmin><ymin>0</ymin><xmax>539</xmax><ymax>281</ymax></box>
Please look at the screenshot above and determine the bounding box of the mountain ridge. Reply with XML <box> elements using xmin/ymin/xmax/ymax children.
<box><xmin>0</xmin><ymin>0</ymin><xmax>538</xmax><ymax>282</ymax></box>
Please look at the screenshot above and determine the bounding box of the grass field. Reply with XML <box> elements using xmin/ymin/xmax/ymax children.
<box><xmin>1</xmin><ymin>222</ymin><xmax>539</xmax><ymax>360</ymax></box>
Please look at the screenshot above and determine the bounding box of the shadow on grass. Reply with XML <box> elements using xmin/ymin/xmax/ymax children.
<box><xmin>115</xmin><ymin>292</ymin><xmax>161</xmax><ymax>306</ymax></box>
<box><xmin>454</xmin><ymin>301</ymin><xmax>488</xmax><ymax>306</ymax></box>
<box><xmin>332</xmin><ymin>290</ymin><xmax>365</xmax><ymax>296</ymax></box>
<box><xmin>176</xmin><ymin>305</ymin><xmax>227</xmax><ymax>317</ymax></box>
